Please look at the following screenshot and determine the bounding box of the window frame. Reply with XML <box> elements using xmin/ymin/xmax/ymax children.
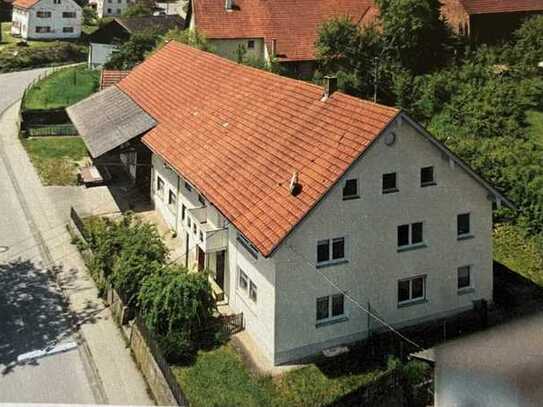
<box><xmin>382</xmin><ymin>172</ymin><xmax>398</xmax><ymax>194</ymax></box>
<box><xmin>420</xmin><ymin>166</ymin><xmax>436</xmax><ymax>187</ymax></box>
<box><xmin>316</xmin><ymin>293</ymin><xmax>346</xmax><ymax>325</ymax></box>
<box><xmin>168</xmin><ymin>189</ymin><xmax>177</xmax><ymax>209</ymax></box>
<box><xmin>249</xmin><ymin>281</ymin><xmax>258</xmax><ymax>303</ymax></box>
<box><xmin>247</xmin><ymin>39</ymin><xmax>255</xmax><ymax>49</ymax></box>
<box><xmin>457</xmin><ymin>213</ymin><xmax>472</xmax><ymax>239</ymax></box>
<box><xmin>398</xmin><ymin>275</ymin><xmax>426</xmax><ymax>306</ymax></box>
<box><xmin>184</xmin><ymin>181</ymin><xmax>192</xmax><ymax>192</ymax></box>
<box><xmin>457</xmin><ymin>265</ymin><xmax>473</xmax><ymax>292</ymax></box>
<box><xmin>156</xmin><ymin>176</ymin><xmax>165</xmax><ymax>198</ymax></box>
<box><xmin>36</xmin><ymin>11</ymin><xmax>52</xmax><ymax>18</ymax></box>
<box><xmin>397</xmin><ymin>222</ymin><xmax>425</xmax><ymax>251</ymax></box>
<box><xmin>342</xmin><ymin>178</ymin><xmax>359</xmax><ymax>200</ymax></box>
<box><xmin>62</xmin><ymin>26</ymin><xmax>74</xmax><ymax>32</ymax></box>
<box><xmin>62</xmin><ymin>11</ymin><xmax>76</xmax><ymax>18</ymax></box>
<box><xmin>316</xmin><ymin>237</ymin><xmax>347</xmax><ymax>267</ymax></box>
<box><xmin>238</xmin><ymin>269</ymin><xmax>248</xmax><ymax>292</ymax></box>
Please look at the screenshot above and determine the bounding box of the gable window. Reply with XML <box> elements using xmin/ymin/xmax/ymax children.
<box><xmin>198</xmin><ymin>194</ymin><xmax>205</xmax><ymax>205</ymax></box>
<box><xmin>317</xmin><ymin>238</ymin><xmax>346</xmax><ymax>267</ymax></box>
<box><xmin>53</xmin><ymin>0</ymin><xmax>61</xmax><ymax>3</ymax></box>
<box><xmin>342</xmin><ymin>178</ymin><xmax>359</xmax><ymax>200</ymax></box>
<box><xmin>249</xmin><ymin>281</ymin><xmax>258</xmax><ymax>303</ymax></box>
<box><xmin>156</xmin><ymin>176</ymin><xmax>164</xmax><ymax>198</ymax></box>
<box><xmin>199</xmin><ymin>231</ymin><xmax>204</xmax><ymax>242</ymax></box>
<box><xmin>382</xmin><ymin>172</ymin><xmax>398</xmax><ymax>193</ymax></box>
<box><xmin>35</xmin><ymin>26</ymin><xmax>51</xmax><ymax>33</ymax></box>
<box><xmin>457</xmin><ymin>213</ymin><xmax>471</xmax><ymax>239</ymax></box>
<box><xmin>62</xmin><ymin>11</ymin><xmax>76</xmax><ymax>18</ymax></box>
<box><xmin>457</xmin><ymin>266</ymin><xmax>472</xmax><ymax>291</ymax></box>
<box><xmin>168</xmin><ymin>190</ymin><xmax>176</xmax><ymax>209</ymax></box>
<box><xmin>398</xmin><ymin>276</ymin><xmax>426</xmax><ymax>306</ymax></box>
<box><xmin>238</xmin><ymin>269</ymin><xmax>248</xmax><ymax>292</ymax></box>
<box><xmin>193</xmin><ymin>223</ymin><xmax>197</xmax><ymax>234</ymax></box>
<box><xmin>316</xmin><ymin>294</ymin><xmax>346</xmax><ymax>325</ymax></box>
<box><xmin>247</xmin><ymin>40</ymin><xmax>255</xmax><ymax>49</ymax></box>
<box><xmin>397</xmin><ymin>222</ymin><xmax>424</xmax><ymax>250</ymax></box>
<box><xmin>421</xmin><ymin>166</ymin><xmax>435</xmax><ymax>187</ymax></box>
<box><xmin>63</xmin><ymin>27</ymin><xmax>74</xmax><ymax>33</ymax></box>
<box><xmin>36</xmin><ymin>11</ymin><xmax>51</xmax><ymax>17</ymax></box>
<box><xmin>184</xmin><ymin>181</ymin><xmax>192</xmax><ymax>192</ymax></box>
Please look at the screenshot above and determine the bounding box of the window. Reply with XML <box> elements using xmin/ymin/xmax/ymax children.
<box><xmin>62</xmin><ymin>11</ymin><xmax>76</xmax><ymax>17</ymax></box>
<box><xmin>53</xmin><ymin>0</ymin><xmax>61</xmax><ymax>3</ymax></box>
<box><xmin>382</xmin><ymin>172</ymin><xmax>398</xmax><ymax>193</ymax></box>
<box><xmin>457</xmin><ymin>213</ymin><xmax>471</xmax><ymax>238</ymax></box>
<box><xmin>184</xmin><ymin>181</ymin><xmax>192</xmax><ymax>192</ymax></box>
<box><xmin>116</xmin><ymin>8</ymin><xmax>121</xmax><ymax>14</ymax></box>
<box><xmin>35</xmin><ymin>26</ymin><xmax>51</xmax><ymax>33</ymax></box>
<box><xmin>181</xmin><ymin>204</ymin><xmax>186</xmax><ymax>220</ymax></box>
<box><xmin>156</xmin><ymin>176</ymin><xmax>164</xmax><ymax>197</ymax></box>
<box><xmin>397</xmin><ymin>222</ymin><xmax>423</xmax><ymax>248</ymax></box>
<box><xmin>238</xmin><ymin>270</ymin><xmax>248</xmax><ymax>292</ymax></box>
<box><xmin>199</xmin><ymin>231</ymin><xmax>204</xmax><ymax>242</ymax></box>
<box><xmin>457</xmin><ymin>266</ymin><xmax>471</xmax><ymax>291</ymax></box>
<box><xmin>168</xmin><ymin>190</ymin><xmax>176</xmax><ymax>207</ymax></box>
<box><xmin>198</xmin><ymin>194</ymin><xmax>205</xmax><ymax>205</ymax></box>
<box><xmin>398</xmin><ymin>276</ymin><xmax>426</xmax><ymax>305</ymax></box>
<box><xmin>36</xmin><ymin>11</ymin><xmax>51</xmax><ymax>17</ymax></box>
<box><xmin>62</xmin><ymin>27</ymin><xmax>74</xmax><ymax>32</ymax></box>
<box><xmin>316</xmin><ymin>294</ymin><xmax>345</xmax><ymax>323</ymax></box>
<box><xmin>107</xmin><ymin>8</ymin><xmax>112</xmax><ymax>13</ymax></box>
<box><xmin>420</xmin><ymin>166</ymin><xmax>435</xmax><ymax>187</ymax></box>
<box><xmin>187</xmin><ymin>217</ymin><xmax>192</xmax><ymax>228</ymax></box>
<box><xmin>317</xmin><ymin>238</ymin><xmax>346</xmax><ymax>266</ymax></box>
<box><xmin>193</xmin><ymin>223</ymin><xmax>197</xmax><ymax>234</ymax></box>
<box><xmin>249</xmin><ymin>281</ymin><xmax>257</xmax><ymax>303</ymax></box>
<box><xmin>343</xmin><ymin>178</ymin><xmax>358</xmax><ymax>200</ymax></box>
<box><xmin>247</xmin><ymin>40</ymin><xmax>255</xmax><ymax>49</ymax></box>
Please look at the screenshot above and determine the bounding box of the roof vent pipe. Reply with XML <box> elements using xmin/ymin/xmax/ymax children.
<box><xmin>289</xmin><ymin>171</ymin><xmax>301</xmax><ymax>196</ymax></box>
<box><xmin>225</xmin><ymin>0</ymin><xmax>233</xmax><ymax>11</ymax></box>
<box><xmin>322</xmin><ymin>75</ymin><xmax>337</xmax><ymax>100</ymax></box>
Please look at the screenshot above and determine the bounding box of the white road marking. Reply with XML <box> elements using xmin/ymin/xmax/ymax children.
<box><xmin>17</xmin><ymin>341</ymin><xmax>78</xmax><ymax>363</ymax></box>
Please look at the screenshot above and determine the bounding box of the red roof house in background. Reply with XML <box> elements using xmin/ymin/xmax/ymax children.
<box><xmin>442</xmin><ymin>0</ymin><xmax>543</xmax><ymax>42</ymax></box>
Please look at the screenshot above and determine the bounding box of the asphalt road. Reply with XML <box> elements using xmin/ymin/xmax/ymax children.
<box><xmin>0</xmin><ymin>68</ymin><xmax>96</xmax><ymax>403</ymax></box>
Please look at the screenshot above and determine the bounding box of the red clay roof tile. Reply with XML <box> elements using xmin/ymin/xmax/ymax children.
<box><xmin>460</xmin><ymin>0</ymin><xmax>543</xmax><ymax>14</ymax></box>
<box><xmin>117</xmin><ymin>42</ymin><xmax>398</xmax><ymax>256</ymax></box>
<box><xmin>12</xmin><ymin>0</ymin><xmax>39</xmax><ymax>8</ymax></box>
<box><xmin>100</xmin><ymin>70</ymin><xmax>130</xmax><ymax>90</ymax></box>
<box><xmin>193</xmin><ymin>0</ymin><xmax>378</xmax><ymax>61</ymax></box>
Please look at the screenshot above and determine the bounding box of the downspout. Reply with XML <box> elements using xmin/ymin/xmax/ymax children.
<box><xmin>174</xmin><ymin>174</ymin><xmax>180</xmax><ymax>234</ymax></box>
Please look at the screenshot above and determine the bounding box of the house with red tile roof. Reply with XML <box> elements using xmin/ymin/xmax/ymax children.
<box><xmin>68</xmin><ymin>42</ymin><xmax>512</xmax><ymax>365</ymax></box>
<box><xmin>187</xmin><ymin>0</ymin><xmax>378</xmax><ymax>78</ymax></box>
<box><xmin>11</xmin><ymin>0</ymin><xmax>81</xmax><ymax>39</ymax></box>
<box><xmin>441</xmin><ymin>0</ymin><xmax>543</xmax><ymax>42</ymax></box>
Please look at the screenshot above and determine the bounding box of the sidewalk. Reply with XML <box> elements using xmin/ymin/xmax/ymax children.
<box><xmin>0</xmin><ymin>102</ymin><xmax>154</xmax><ymax>405</ymax></box>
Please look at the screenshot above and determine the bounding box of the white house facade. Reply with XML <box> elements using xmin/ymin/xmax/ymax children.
<box><xmin>68</xmin><ymin>42</ymin><xmax>512</xmax><ymax>366</ymax></box>
<box><xmin>11</xmin><ymin>0</ymin><xmax>81</xmax><ymax>40</ymax></box>
<box><xmin>93</xmin><ymin>0</ymin><xmax>132</xmax><ymax>19</ymax></box>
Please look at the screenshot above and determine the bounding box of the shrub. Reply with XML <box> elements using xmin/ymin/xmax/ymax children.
<box><xmin>138</xmin><ymin>265</ymin><xmax>215</xmax><ymax>361</ymax></box>
<box><xmin>0</xmin><ymin>42</ymin><xmax>86</xmax><ymax>73</ymax></box>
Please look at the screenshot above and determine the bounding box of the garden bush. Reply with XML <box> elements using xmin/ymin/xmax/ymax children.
<box><xmin>138</xmin><ymin>264</ymin><xmax>215</xmax><ymax>362</ymax></box>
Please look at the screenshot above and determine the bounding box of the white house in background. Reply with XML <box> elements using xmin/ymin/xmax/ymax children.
<box><xmin>69</xmin><ymin>42</ymin><xmax>513</xmax><ymax>366</ymax></box>
<box><xmin>11</xmin><ymin>0</ymin><xmax>81</xmax><ymax>39</ymax></box>
<box><xmin>91</xmin><ymin>0</ymin><xmax>132</xmax><ymax>18</ymax></box>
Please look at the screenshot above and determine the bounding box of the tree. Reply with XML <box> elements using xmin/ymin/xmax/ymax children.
<box><xmin>155</xmin><ymin>28</ymin><xmax>215</xmax><ymax>53</ymax></box>
<box><xmin>375</xmin><ymin>0</ymin><xmax>453</xmax><ymax>74</ymax></box>
<box><xmin>122</xmin><ymin>0</ymin><xmax>154</xmax><ymax>17</ymax></box>
<box><xmin>138</xmin><ymin>265</ymin><xmax>215</xmax><ymax>360</ymax></box>
<box><xmin>82</xmin><ymin>6</ymin><xmax>98</xmax><ymax>26</ymax></box>
<box><xmin>513</xmin><ymin>15</ymin><xmax>543</xmax><ymax>70</ymax></box>
<box><xmin>105</xmin><ymin>31</ymin><xmax>159</xmax><ymax>69</ymax></box>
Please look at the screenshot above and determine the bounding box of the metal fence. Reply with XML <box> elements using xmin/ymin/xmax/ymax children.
<box><xmin>134</xmin><ymin>316</ymin><xmax>189</xmax><ymax>406</ymax></box>
<box><xmin>26</xmin><ymin>123</ymin><xmax>78</xmax><ymax>137</ymax></box>
<box><xmin>219</xmin><ymin>313</ymin><xmax>244</xmax><ymax>335</ymax></box>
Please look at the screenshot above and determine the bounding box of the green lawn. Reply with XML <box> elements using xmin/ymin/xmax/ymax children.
<box><xmin>526</xmin><ymin>110</ymin><xmax>543</xmax><ymax>147</ymax></box>
<box><xmin>494</xmin><ymin>224</ymin><xmax>543</xmax><ymax>287</ymax></box>
<box><xmin>0</xmin><ymin>22</ymin><xmax>55</xmax><ymax>50</ymax></box>
<box><xmin>22</xmin><ymin>136</ymin><xmax>88</xmax><ymax>185</ymax></box>
<box><xmin>23</xmin><ymin>66</ymin><xmax>100</xmax><ymax>110</ymax></box>
<box><xmin>173</xmin><ymin>344</ymin><xmax>390</xmax><ymax>407</ymax></box>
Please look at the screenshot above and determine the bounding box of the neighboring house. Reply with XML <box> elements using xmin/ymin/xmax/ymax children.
<box><xmin>11</xmin><ymin>0</ymin><xmax>81</xmax><ymax>39</ymax></box>
<box><xmin>87</xmin><ymin>15</ymin><xmax>185</xmax><ymax>68</ymax></box>
<box><xmin>187</xmin><ymin>0</ymin><xmax>378</xmax><ymax>78</ymax></box>
<box><xmin>93</xmin><ymin>0</ymin><xmax>131</xmax><ymax>18</ymax></box>
<box><xmin>68</xmin><ymin>42</ymin><xmax>512</xmax><ymax>366</ymax></box>
<box><xmin>442</xmin><ymin>0</ymin><xmax>543</xmax><ymax>42</ymax></box>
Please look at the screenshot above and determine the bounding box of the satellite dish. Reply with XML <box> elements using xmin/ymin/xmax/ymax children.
<box><xmin>384</xmin><ymin>132</ymin><xmax>396</xmax><ymax>146</ymax></box>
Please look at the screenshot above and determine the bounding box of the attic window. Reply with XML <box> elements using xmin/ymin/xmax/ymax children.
<box><xmin>342</xmin><ymin>179</ymin><xmax>359</xmax><ymax>200</ymax></box>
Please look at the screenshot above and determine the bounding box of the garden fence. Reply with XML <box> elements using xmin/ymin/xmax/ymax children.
<box><xmin>25</xmin><ymin>123</ymin><xmax>78</xmax><ymax>137</ymax></box>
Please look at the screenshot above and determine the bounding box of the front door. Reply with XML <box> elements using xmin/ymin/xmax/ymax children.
<box><xmin>216</xmin><ymin>251</ymin><xmax>225</xmax><ymax>289</ymax></box>
<box><xmin>197</xmin><ymin>247</ymin><xmax>205</xmax><ymax>272</ymax></box>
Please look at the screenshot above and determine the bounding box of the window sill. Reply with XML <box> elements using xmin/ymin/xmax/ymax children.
<box><xmin>421</xmin><ymin>182</ymin><xmax>437</xmax><ymax>188</ymax></box>
<box><xmin>382</xmin><ymin>188</ymin><xmax>399</xmax><ymax>194</ymax></box>
<box><xmin>398</xmin><ymin>298</ymin><xmax>427</xmax><ymax>308</ymax></box>
<box><xmin>342</xmin><ymin>195</ymin><xmax>360</xmax><ymax>201</ymax></box>
<box><xmin>316</xmin><ymin>316</ymin><xmax>348</xmax><ymax>328</ymax></box>
<box><xmin>397</xmin><ymin>243</ymin><xmax>427</xmax><ymax>253</ymax></box>
<box><xmin>458</xmin><ymin>287</ymin><xmax>475</xmax><ymax>295</ymax></box>
<box><xmin>316</xmin><ymin>259</ymin><xmax>349</xmax><ymax>269</ymax></box>
<box><xmin>457</xmin><ymin>234</ymin><xmax>474</xmax><ymax>241</ymax></box>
